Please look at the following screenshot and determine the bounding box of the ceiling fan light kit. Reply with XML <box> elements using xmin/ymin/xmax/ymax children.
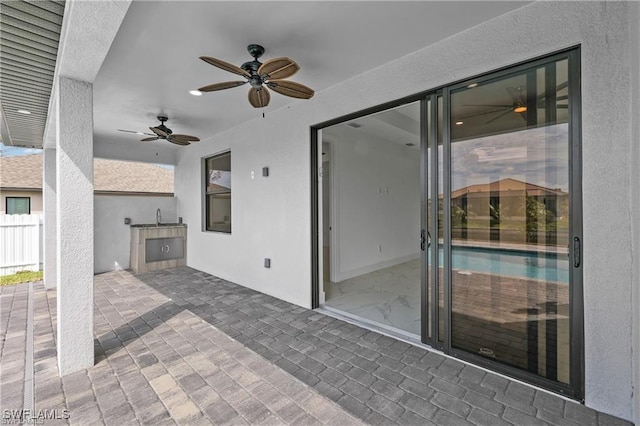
<box><xmin>198</xmin><ymin>44</ymin><xmax>315</xmax><ymax>108</ymax></box>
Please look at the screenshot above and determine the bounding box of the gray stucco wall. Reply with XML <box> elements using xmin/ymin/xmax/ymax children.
<box><xmin>175</xmin><ymin>2</ymin><xmax>639</xmax><ymax>420</ymax></box>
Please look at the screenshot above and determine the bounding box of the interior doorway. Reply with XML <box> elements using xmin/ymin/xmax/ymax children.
<box><xmin>320</xmin><ymin>102</ymin><xmax>422</xmax><ymax>337</ymax></box>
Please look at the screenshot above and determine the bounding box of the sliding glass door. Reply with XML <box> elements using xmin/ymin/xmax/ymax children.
<box><xmin>445</xmin><ymin>54</ymin><xmax>577</xmax><ymax>388</ymax></box>
<box><xmin>313</xmin><ymin>48</ymin><xmax>581</xmax><ymax>398</ymax></box>
<box><xmin>320</xmin><ymin>101</ymin><xmax>423</xmax><ymax>337</ymax></box>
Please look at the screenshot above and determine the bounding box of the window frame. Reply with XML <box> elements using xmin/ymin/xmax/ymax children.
<box><xmin>6</xmin><ymin>196</ymin><xmax>31</xmax><ymax>215</ymax></box>
<box><xmin>202</xmin><ymin>151</ymin><xmax>232</xmax><ymax>233</ymax></box>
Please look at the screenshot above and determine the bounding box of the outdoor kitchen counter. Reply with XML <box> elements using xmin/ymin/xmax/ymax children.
<box><xmin>130</xmin><ymin>224</ymin><xmax>187</xmax><ymax>273</ymax></box>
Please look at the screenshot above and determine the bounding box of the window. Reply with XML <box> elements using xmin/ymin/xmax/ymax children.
<box><xmin>204</xmin><ymin>152</ymin><xmax>231</xmax><ymax>233</ymax></box>
<box><xmin>6</xmin><ymin>197</ymin><xmax>30</xmax><ymax>214</ymax></box>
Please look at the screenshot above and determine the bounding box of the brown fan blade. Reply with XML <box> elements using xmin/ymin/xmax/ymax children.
<box><xmin>140</xmin><ymin>136</ymin><xmax>159</xmax><ymax>142</ymax></box>
<box><xmin>170</xmin><ymin>134</ymin><xmax>200</xmax><ymax>142</ymax></box>
<box><xmin>199</xmin><ymin>81</ymin><xmax>247</xmax><ymax>92</ymax></box>
<box><xmin>267</xmin><ymin>80</ymin><xmax>314</xmax><ymax>99</ymax></box>
<box><xmin>150</xmin><ymin>127</ymin><xmax>169</xmax><ymax>138</ymax></box>
<box><xmin>258</xmin><ymin>57</ymin><xmax>300</xmax><ymax>80</ymax></box>
<box><xmin>200</xmin><ymin>56</ymin><xmax>250</xmax><ymax>78</ymax></box>
<box><xmin>248</xmin><ymin>87</ymin><xmax>271</xmax><ymax>108</ymax></box>
<box><xmin>168</xmin><ymin>138</ymin><xmax>190</xmax><ymax>146</ymax></box>
<box><xmin>118</xmin><ymin>129</ymin><xmax>156</xmax><ymax>136</ymax></box>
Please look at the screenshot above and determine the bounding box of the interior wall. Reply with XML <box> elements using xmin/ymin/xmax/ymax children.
<box><xmin>94</xmin><ymin>195</ymin><xmax>176</xmax><ymax>273</ymax></box>
<box><xmin>330</xmin><ymin>136</ymin><xmax>420</xmax><ymax>282</ymax></box>
<box><xmin>174</xmin><ymin>2</ymin><xmax>636</xmax><ymax>419</ymax></box>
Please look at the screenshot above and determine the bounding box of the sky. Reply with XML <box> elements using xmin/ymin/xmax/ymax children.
<box><xmin>0</xmin><ymin>143</ymin><xmax>42</xmax><ymax>157</ymax></box>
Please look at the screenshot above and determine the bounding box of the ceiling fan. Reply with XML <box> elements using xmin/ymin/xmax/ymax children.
<box><xmin>198</xmin><ymin>44</ymin><xmax>314</xmax><ymax>108</ymax></box>
<box><xmin>118</xmin><ymin>115</ymin><xmax>200</xmax><ymax>146</ymax></box>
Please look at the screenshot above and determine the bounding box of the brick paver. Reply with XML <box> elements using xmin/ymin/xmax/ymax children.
<box><xmin>0</xmin><ymin>267</ymin><xmax>633</xmax><ymax>425</ymax></box>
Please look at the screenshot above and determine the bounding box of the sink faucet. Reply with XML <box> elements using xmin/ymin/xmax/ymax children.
<box><xmin>156</xmin><ymin>208</ymin><xmax>162</xmax><ymax>226</ymax></box>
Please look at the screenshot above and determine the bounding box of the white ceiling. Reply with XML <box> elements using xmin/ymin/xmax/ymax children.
<box><xmin>93</xmin><ymin>1</ymin><xmax>530</xmax><ymax>150</ymax></box>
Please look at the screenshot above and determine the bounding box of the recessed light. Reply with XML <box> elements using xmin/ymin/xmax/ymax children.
<box><xmin>347</xmin><ymin>122</ymin><xmax>362</xmax><ymax>128</ymax></box>
<box><xmin>17</xmin><ymin>109</ymin><xmax>31</xmax><ymax>114</ymax></box>
<box><xmin>513</xmin><ymin>106</ymin><xmax>527</xmax><ymax>113</ymax></box>
<box><xmin>467</xmin><ymin>83</ymin><xmax>478</xmax><ymax>89</ymax></box>
<box><xmin>455</xmin><ymin>121</ymin><xmax>464</xmax><ymax>126</ymax></box>
<box><xmin>189</xmin><ymin>90</ymin><xmax>203</xmax><ymax>96</ymax></box>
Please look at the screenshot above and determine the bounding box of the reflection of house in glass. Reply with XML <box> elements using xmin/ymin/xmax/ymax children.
<box><xmin>448</xmin><ymin>178</ymin><xmax>568</xmax><ymax>246</ymax></box>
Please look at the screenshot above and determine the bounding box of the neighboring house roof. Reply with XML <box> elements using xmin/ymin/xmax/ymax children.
<box><xmin>0</xmin><ymin>154</ymin><xmax>42</xmax><ymax>190</ymax></box>
<box><xmin>93</xmin><ymin>158</ymin><xmax>173</xmax><ymax>194</ymax></box>
<box><xmin>0</xmin><ymin>154</ymin><xmax>173</xmax><ymax>194</ymax></box>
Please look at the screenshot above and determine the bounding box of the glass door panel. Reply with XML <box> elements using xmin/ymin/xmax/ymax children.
<box><xmin>448</xmin><ymin>58</ymin><xmax>571</xmax><ymax>383</ymax></box>
<box><xmin>322</xmin><ymin>101</ymin><xmax>423</xmax><ymax>337</ymax></box>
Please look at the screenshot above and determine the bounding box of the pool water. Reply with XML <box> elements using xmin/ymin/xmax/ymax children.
<box><xmin>430</xmin><ymin>246</ymin><xmax>570</xmax><ymax>283</ymax></box>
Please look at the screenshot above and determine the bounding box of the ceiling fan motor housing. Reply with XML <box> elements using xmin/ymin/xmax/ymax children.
<box><xmin>157</xmin><ymin>124</ymin><xmax>172</xmax><ymax>135</ymax></box>
<box><xmin>155</xmin><ymin>115</ymin><xmax>172</xmax><ymax>135</ymax></box>
<box><xmin>241</xmin><ymin>60</ymin><xmax>262</xmax><ymax>75</ymax></box>
<box><xmin>242</xmin><ymin>44</ymin><xmax>265</xmax><ymax>76</ymax></box>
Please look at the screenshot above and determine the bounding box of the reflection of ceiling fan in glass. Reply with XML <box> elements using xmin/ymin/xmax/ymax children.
<box><xmin>460</xmin><ymin>82</ymin><xmax>568</xmax><ymax>124</ymax></box>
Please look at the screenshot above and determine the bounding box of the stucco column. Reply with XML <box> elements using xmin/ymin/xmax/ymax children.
<box><xmin>43</xmin><ymin>148</ymin><xmax>57</xmax><ymax>289</ymax></box>
<box><xmin>55</xmin><ymin>76</ymin><xmax>94</xmax><ymax>375</ymax></box>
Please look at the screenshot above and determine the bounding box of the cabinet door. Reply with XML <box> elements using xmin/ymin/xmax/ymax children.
<box><xmin>145</xmin><ymin>238</ymin><xmax>165</xmax><ymax>263</ymax></box>
<box><xmin>163</xmin><ymin>237</ymin><xmax>184</xmax><ymax>260</ymax></box>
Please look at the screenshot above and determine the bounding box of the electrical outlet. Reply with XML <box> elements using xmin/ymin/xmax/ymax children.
<box><xmin>251</xmin><ymin>171</ymin><xmax>255</xmax><ymax>179</ymax></box>
<box><xmin>264</xmin><ymin>258</ymin><xmax>271</xmax><ymax>268</ymax></box>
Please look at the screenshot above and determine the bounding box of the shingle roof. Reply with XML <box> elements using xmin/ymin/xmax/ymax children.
<box><xmin>0</xmin><ymin>154</ymin><xmax>42</xmax><ymax>189</ymax></box>
<box><xmin>93</xmin><ymin>158</ymin><xmax>173</xmax><ymax>194</ymax></box>
<box><xmin>0</xmin><ymin>154</ymin><xmax>173</xmax><ymax>194</ymax></box>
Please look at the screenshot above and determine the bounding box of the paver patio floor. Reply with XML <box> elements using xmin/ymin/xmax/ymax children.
<box><xmin>0</xmin><ymin>267</ymin><xmax>632</xmax><ymax>425</ymax></box>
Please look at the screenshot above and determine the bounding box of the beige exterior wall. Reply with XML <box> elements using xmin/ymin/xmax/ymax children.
<box><xmin>0</xmin><ymin>189</ymin><xmax>43</xmax><ymax>214</ymax></box>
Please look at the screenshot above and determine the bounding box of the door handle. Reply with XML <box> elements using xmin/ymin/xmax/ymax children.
<box><xmin>165</xmin><ymin>244</ymin><xmax>170</xmax><ymax>253</ymax></box>
<box><xmin>420</xmin><ymin>229</ymin><xmax>426</xmax><ymax>251</ymax></box>
<box><xmin>427</xmin><ymin>230</ymin><xmax>432</xmax><ymax>248</ymax></box>
<box><xmin>573</xmin><ymin>237</ymin><xmax>581</xmax><ymax>267</ymax></box>
<box><xmin>161</xmin><ymin>244</ymin><xmax>165</xmax><ymax>253</ymax></box>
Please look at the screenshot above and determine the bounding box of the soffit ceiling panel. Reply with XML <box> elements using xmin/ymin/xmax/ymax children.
<box><xmin>94</xmin><ymin>1</ymin><xmax>529</xmax><ymax>149</ymax></box>
<box><xmin>0</xmin><ymin>0</ymin><xmax>65</xmax><ymax>148</ymax></box>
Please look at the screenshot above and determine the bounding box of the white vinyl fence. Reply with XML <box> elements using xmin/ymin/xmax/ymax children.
<box><xmin>0</xmin><ymin>214</ymin><xmax>43</xmax><ymax>276</ymax></box>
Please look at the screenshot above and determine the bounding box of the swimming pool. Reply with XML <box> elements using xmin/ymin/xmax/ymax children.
<box><xmin>430</xmin><ymin>246</ymin><xmax>570</xmax><ymax>283</ymax></box>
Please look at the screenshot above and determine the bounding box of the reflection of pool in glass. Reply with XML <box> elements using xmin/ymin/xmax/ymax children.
<box><xmin>430</xmin><ymin>246</ymin><xmax>569</xmax><ymax>283</ymax></box>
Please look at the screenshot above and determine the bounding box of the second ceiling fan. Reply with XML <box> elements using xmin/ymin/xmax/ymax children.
<box><xmin>198</xmin><ymin>44</ymin><xmax>314</xmax><ymax>108</ymax></box>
